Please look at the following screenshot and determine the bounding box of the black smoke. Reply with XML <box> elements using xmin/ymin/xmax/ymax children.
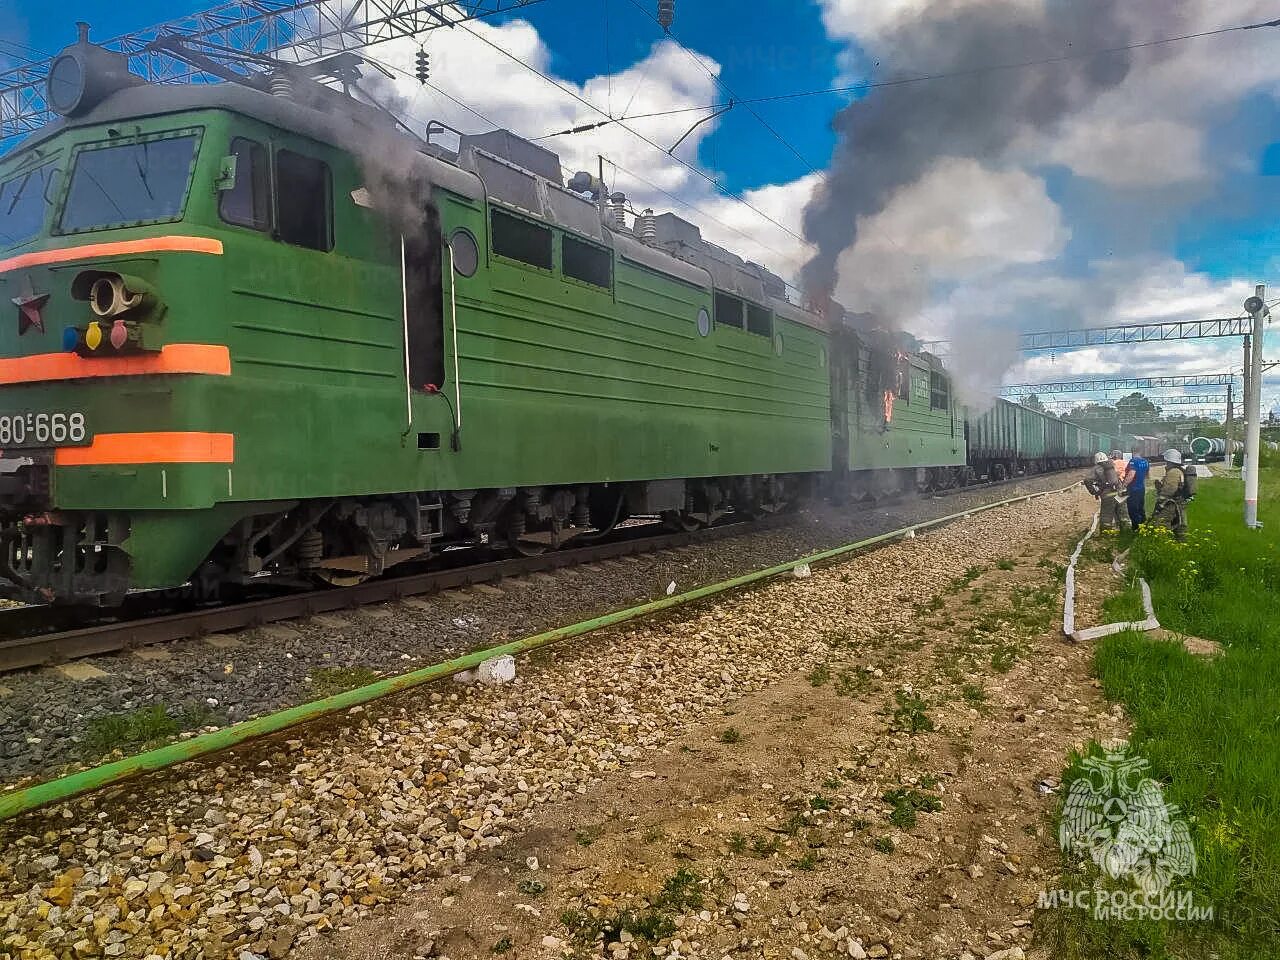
<box><xmin>800</xmin><ymin>0</ymin><xmax>1175</xmax><ymax>306</ymax></box>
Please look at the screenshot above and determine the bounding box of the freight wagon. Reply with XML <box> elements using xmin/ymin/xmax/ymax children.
<box><xmin>965</xmin><ymin>398</ymin><xmax>1113</xmax><ymax>480</ymax></box>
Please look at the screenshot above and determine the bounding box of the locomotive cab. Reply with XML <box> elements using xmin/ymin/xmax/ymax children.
<box><xmin>0</xmin><ymin>29</ymin><xmax>456</xmax><ymax>604</ymax></box>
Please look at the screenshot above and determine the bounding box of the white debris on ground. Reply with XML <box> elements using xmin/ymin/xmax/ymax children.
<box><xmin>0</xmin><ymin>490</ymin><xmax>1088</xmax><ymax>960</ymax></box>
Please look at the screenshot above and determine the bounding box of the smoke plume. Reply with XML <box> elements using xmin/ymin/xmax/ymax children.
<box><xmin>801</xmin><ymin>0</ymin><xmax>1165</xmax><ymax>309</ymax></box>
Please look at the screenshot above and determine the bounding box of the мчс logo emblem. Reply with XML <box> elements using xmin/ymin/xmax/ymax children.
<box><xmin>1058</xmin><ymin>745</ymin><xmax>1196</xmax><ymax>895</ymax></box>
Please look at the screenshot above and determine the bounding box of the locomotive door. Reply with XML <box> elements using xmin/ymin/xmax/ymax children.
<box><xmin>402</xmin><ymin>204</ymin><xmax>446</xmax><ymax>393</ymax></box>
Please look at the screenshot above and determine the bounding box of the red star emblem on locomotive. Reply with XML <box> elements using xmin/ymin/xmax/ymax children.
<box><xmin>12</xmin><ymin>277</ymin><xmax>49</xmax><ymax>335</ymax></box>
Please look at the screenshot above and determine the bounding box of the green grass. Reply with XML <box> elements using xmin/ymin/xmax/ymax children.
<box><xmin>945</xmin><ymin>564</ymin><xmax>987</xmax><ymax>594</ymax></box>
<box><xmin>307</xmin><ymin>665</ymin><xmax>381</xmax><ymax>697</ymax></box>
<box><xmin>750</xmin><ymin>835</ymin><xmax>781</xmax><ymax>857</ymax></box>
<box><xmin>1100</xmin><ymin>580</ymin><xmax>1146</xmax><ymax>623</ymax></box>
<box><xmin>883</xmin><ymin>786</ymin><xmax>942</xmax><ymax>829</ymax></box>
<box><xmin>890</xmin><ymin>690</ymin><xmax>934</xmax><ymax>734</ymax></box>
<box><xmin>718</xmin><ymin>726</ymin><xmax>742</xmax><ymax>744</ymax></box>
<box><xmin>559</xmin><ymin>868</ymin><xmax>704</xmax><ymax>947</ymax></box>
<box><xmin>794</xmin><ymin>850</ymin><xmax>819</xmax><ymax>871</ymax></box>
<box><xmin>1049</xmin><ymin>472</ymin><xmax>1280</xmax><ymax>959</ymax></box>
<box><xmin>516</xmin><ymin>877</ymin><xmax>546</xmax><ymax>897</ymax></box>
<box><xmin>85</xmin><ymin>702</ymin><xmax>213</xmax><ymax>753</ymax></box>
<box><xmin>808</xmin><ymin>663</ymin><xmax>832</xmax><ymax>687</ymax></box>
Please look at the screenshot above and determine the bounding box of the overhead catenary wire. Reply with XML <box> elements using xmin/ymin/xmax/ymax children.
<box><xmin>531</xmin><ymin>13</ymin><xmax>1280</xmax><ymax>140</ymax></box>
<box><xmin>356</xmin><ymin>48</ymin><xmax>797</xmax><ymax>266</ymax></box>
<box><xmin>358</xmin><ymin>50</ymin><xmax>797</xmax><ymax>268</ymax></box>
<box><xmin>732</xmin><ymin>14</ymin><xmax>1280</xmax><ymax>107</ymax></box>
<box><xmin>619</xmin><ymin>0</ymin><xmax>821</xmax><ymax>178</ymax></box>
<box><xmin>531</xmin><ymin>102</ymin><xmax>724</xmax><ymax>141</ymax></box>
<box><xmin>444</xmin><ymin>15</ymin><xmax>808</xmax><ymax>245</ymax></box>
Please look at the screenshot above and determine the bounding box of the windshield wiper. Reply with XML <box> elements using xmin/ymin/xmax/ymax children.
<box><xmin>3</xmin><ymin>170</ymin><xmax>34</xmax><ymax>216</ymax></box>
<box><xmin>81</xmin><ymin>168</ymin><xmax>127</xmax><ymax>221</ymax></box>
<box><xmin>134</xmin><ymin>140</ymin><xmax>155</xmax><ymax>201</ymax></box>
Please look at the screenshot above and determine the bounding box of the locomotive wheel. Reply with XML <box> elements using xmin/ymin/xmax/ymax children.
<box><xmin>508</xmin><ymin>531</ymin><xmax>549</xmax><ymax>557</ymax></box>
<box><xmin>508</xmin><ymin>521</ymin><xmax>564</xmax><ymax>557</ymax></box>
<box><xmin>661</xmin><ymin>510</ymin><xmax>703</xmax><ymax>532</ymax></box>
<box><xmin>314</xmin><ymin>568</ymin><xmax>373</xmax><ymax>588</ymax></box>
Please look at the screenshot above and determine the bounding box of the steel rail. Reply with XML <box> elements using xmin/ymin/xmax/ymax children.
<box><xmin>0</xmin><ymin>471</ymin><xmax>1076</xmax><ymax>672</ymax></box>
<box><xmin>0</xmin><ymin>518</ymin><xmax>770</xmax><ymax>672</ymax></box>
<box><xmin>0</xmin><ymin>480</ymin><xmax>1082</xmax><ymax>824</ymax></box>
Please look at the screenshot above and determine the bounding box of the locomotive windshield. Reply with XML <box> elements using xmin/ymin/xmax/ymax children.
<box><xmin>59</xmin><ymin>130</ymin><xmax>200</xmax><ymax>234</ymax></box>
<box><xmin>0</xmin><ymin>161</ymin><xmax>58</xmax><ymax>250</ymax></box>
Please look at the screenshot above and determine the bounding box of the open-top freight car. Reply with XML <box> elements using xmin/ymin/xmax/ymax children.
<box><xmin>965</xmin><ymin>398</ymin><xmax>1114</xmax><ymax>481</ymax></box>
<box><xmin>0</xmin><ymin>30</ymin><xmax>993</xmax><ymax>605</ymax></box>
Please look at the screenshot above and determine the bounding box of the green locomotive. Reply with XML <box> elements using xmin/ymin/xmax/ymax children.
<box><xmin>0</xmin><ymin>32</ymin><xmax>1095</xmax><ymax>606</ymax></box>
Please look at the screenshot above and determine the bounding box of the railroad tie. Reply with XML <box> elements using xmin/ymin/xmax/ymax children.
<box><xmin>52</xmin><ymin>662</ymin><xmax>110</xmax><ymax>681</ymax></box>
<box><xmin>202</xmin><ymin>635</ymin><xmax>243</xmax><ymax>650</ymax></box>
<box><xmin>308</xmin><ymin>614</ymin><xmax>351</xmax><ymax>630</ymax></box>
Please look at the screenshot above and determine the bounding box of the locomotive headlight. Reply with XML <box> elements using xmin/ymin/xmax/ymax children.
<box><xmin>72</xmin><ymin>271</ymin><xmax>156</xmax><ymax>319</ymax></box>
<box><xmin>87</xmin><ymin>275</ymin><xmax>144</xmax><ymax>317</ymax></box>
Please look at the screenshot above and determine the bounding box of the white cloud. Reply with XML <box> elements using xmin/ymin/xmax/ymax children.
<box><xmin>1044</xmin><ymin>118</ymin><xmax>1206</xmax><ymax>187</ymax></box>
<box><xmin>696</xmin><ymin>175</ymin><xmax>821</xmax><ymax>284</ymax></box>
<box><xmin>928</xmin><ymin>259</ymin><xmax>1258</xmax><ymax>396</ymax></box>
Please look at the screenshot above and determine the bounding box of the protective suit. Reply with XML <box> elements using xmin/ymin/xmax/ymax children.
<box><xmin>1085</xmin><ymin>452</ymin><xmax>1128</xmax><ymax>531</ymax></box>
<box><xmin>1152</xmin><ymin>450</ymin><xmax>1189</xmax><ymax>541</ymax></box>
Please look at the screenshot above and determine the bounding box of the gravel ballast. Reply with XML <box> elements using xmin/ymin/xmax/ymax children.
<box><xmin>0</xmin><ymin>487</ymin><xmax>1092</xmax><ymax>960</ymax></box>
<box><xmin>0</xmin><ymin>474</ymin><xmax>1079</xmax><ymax>786</ymax></box>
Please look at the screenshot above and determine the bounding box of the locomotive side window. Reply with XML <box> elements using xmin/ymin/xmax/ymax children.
<box><xmin>492</xmin><ymin>208</ymin><xmax>552</xmax><ymax>270</ymax></box>
<box><xmin>562</xmin><ymin>235</ymin><xmax>612</xmax><ymax>289</ymax></box>
<box><xmin>930</xmin><ymin>371</ymin><xmax>950</xmax><ymax>410</ymax></box>
<box><xmin>219</xmin><ymin>138</ymin><xmax>270</xmax><ymax>231</ymax></box>
<box><xmin>714</xmin><ymin>291</ymin><xmax>744</xmax><ymax>329</ymax></box>
<box><xmin>746</xmin><ymin>303</ymin><xmax>772</xmax><ymax>338</ymax></box>
<box><xmin>275</xmin><ymin>149</ymin><xmax>332</xmax><ymax>251</ymax></box>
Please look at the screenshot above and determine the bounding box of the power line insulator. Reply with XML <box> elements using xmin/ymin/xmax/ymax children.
<box><xmin>657</xmin><ymin>0</ymin><xmax>675</xmax><ymax>31</ymax></box>
<box><xmin>415</xmin><ymin>47</ymin><xmax>430</xmax><ymax>84</ymax></box>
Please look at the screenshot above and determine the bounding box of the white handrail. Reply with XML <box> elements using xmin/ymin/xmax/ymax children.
<box><xmin>449</xmin><ymin>243</ymin><xmax>461</xmax><ymax>431</ymax></box>
<box><xmin>400</xmin><ymin>237</ymin><xmax>413</xmax><ymax>433</ymax></box>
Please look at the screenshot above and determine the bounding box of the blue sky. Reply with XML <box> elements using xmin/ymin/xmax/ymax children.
<box><xmin>5</xmin><ymin>0</ymin><xmax>844</xmax><ymax>193</ymax></box>
<box><xmin>5</xmin><ymin>0</ymin><xmax>1280</xmax><ymax>408</ymax></box>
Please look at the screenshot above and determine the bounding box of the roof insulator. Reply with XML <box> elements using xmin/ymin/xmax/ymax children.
<box><xmin>415</xmin><ymin>46</ymin><xmax>430</xmax><ymax>84</ymax></box>
<box><xmin>657</xmin><ymin>0</ymin><xmax>675</xmax><ymax>31</ymax></box>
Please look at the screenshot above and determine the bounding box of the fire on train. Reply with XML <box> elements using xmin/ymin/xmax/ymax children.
<box><xmin>0</xmin><ymin>30</ymin><xmax>1125</xmax><ymax>605</ymax></box>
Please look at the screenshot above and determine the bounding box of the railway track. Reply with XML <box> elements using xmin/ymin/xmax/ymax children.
<box><xmin>0</xmin><ymin>471</ymin><xmax>1082</xmax><ymax>674</ymax></box>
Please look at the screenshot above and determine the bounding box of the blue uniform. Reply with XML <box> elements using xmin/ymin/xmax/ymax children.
<box><xmin>1126</xmin><ymin>456</ymin><xmax>1150</xmax><ymax>526</ymax></box>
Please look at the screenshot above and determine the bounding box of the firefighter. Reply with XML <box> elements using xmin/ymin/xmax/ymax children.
<box><xmin>1152</xmin><ymin>449</ymin><xmax>1190</xmax><ymax>541</ymax></box>
<box><xmin>1084</xmin><ymin>452</ymin><xmax>1128</xmax><ymax>532</ymax></box>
